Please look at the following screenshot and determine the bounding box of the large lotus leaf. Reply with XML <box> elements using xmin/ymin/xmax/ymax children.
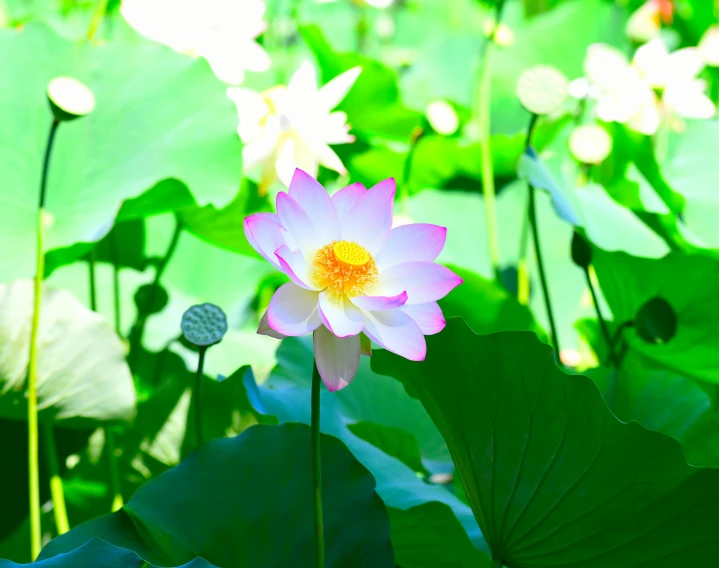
<box><xmin>583</xmin><ymin>351</ymin><xmax>719</xmax><ymax>469</ymax></box>
<box><xmin>592</xmin><ymin>248</ymin><xmax>719</xmax><ymax>384</ymax></box>
<box><xmin>0</xmin><ymin>538</ymin><xmax>216</xmax><ymax>568</ymax></box>
<box><xmin>373</xmin><ymin>318</ymin><xmax>719</xmax><ymax>567</ymax></box>
<box><xmin>388</xmin><ymin>503</ymin><xmax>491</xmax><ymax>568</ymax></box>
<box><xmin>0</xmin><ymin>280</ymin><xmax>135</xmax><ymax>426</ymax></box>
<box><xmin>40</xmin><ymin>424</ymin><xmax>394</xmax><ymax>568</ymax></box>
<box><xmin>0</xmin><ymin>24</ymin><xmax>241</xmax><ymax>282</ymax></box>
<box><xmin>663</xmin><ymin>120</ymin><xmax>719</xmax><ymax>248</ymax></box>
<box><xmin>242</xmin><ymin>337</ymin><xmax>487</xmax><ymax>559</ymax></box>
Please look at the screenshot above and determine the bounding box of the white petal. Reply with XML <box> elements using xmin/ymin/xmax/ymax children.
<box><xmin>400</xmin><ymin>302</ymin><xmax>446</xmax><ymax>335</ymax></box>
<box><xmin>375</xmin><ymin>262</ymin><xmax>463</xmax><ymax>305</ymax></box>
<box><xmin>266</xmin><ymin>283</ymin><xmax>321</xmax><ymax>336</ymax></box>
<box><xmin>257</xmin><ymin>309</ymin><xmax>287</xmax><ymax>339</ymax></box>
<box><xmin>351</xmin><ymin>292</ymin><xmax>408</xmax><ymax>311</ymax></box>
<box><xmin>318</xmin><ymin>292</ymin><xmax>364</xmax><ymax>337</ymax></box>
<box><xmin>375</xmin><ymin>223</ymin><xmax>447</xmax><ymax>270</ymax></box>
<box><xmin>275</xmin><ymin>245</ymin><xmax>319</xmax><ymax>290</ymax></box>
<box><xmin>243</xmin><ymin>213</ymin><xmax>284</xmax><ymax>269</ymax></box>
<box><xmin>318</xmin><ymin>66</ymin><xmax>362</xmax><ymax>110</ymax></box>
<box><xmin>276</xmin><ymin>191</ymin><xmax>321</xmax><ymax>257</ymax></box>
<box><xmin>288</xmin><ymin>169</ymin><xmax>340</xmax><ymax>244</ymax></box>
<box><xmin>314</xmin><ymin>326</ymin><xmax>361</xmax><ymax>392</ymax></box>
<box><xmin>288</xmin><ymin>61</ymin><xmax>318</xmax><ymax>94</ymax></box>
<box><xmin>341</xmin><ymin>178</ymin><xmax>396</xmax><ymax>255</ymax></box>
<box><xmin>361</xmin><ymin>309</ymin><xmax>426</xmax><ymax>361</ymax></box>
<box><xmin>331</xmin><ymin>183</ymin><xmax>366</xmax><ymax>225</ymax></box>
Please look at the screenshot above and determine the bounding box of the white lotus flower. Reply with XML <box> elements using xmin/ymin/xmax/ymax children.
<box><xmin>120</xmin><ymin>0</ymin><xmax>271</xmax><ymax>85</ymax></box>
<box><xmin>228</xmin><ymin>61</ymin><xmax>361</xmax><ymax>194</ymax></box>
<box><xmin>575</xmin><ymin>38</ymin><xmax>714</xmax><ymax>135</ymax></box>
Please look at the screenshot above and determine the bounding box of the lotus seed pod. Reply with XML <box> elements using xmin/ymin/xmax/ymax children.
<box><xmin>181</xmin><ymin>303</ymin><xmax>228</xmax><ymax>347</ymax></box>
<box><xmin>47</xmin><ymin>77</ymin><xmax>95</xmax><ymax>121</ymax></box>
<box><xmin>516</xmin><ymin>65</ymin><xmax>569</xmax><ymax>115</ymax></box>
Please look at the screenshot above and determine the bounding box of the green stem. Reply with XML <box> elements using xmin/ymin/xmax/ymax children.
<box><xmin>109</xmin><ymin>231</ymin><xmax>121</xmax><ymax>336</ymax></box>
<box><xmin>607</xmin><ymin>321</ymin><xmax>634</xmax><ymax>368</ymax></box>
<box><xmin>528</xmin><ymin>182</ymin><xmax>561</xmax><ymax>357</ymax></box>
<box><xmin>400</xmin><ymin>128</ymin><xmax>424</xmax><ymax>215</ymax></box>
<box><xmin>194</xmin><ymin>347</ymin><xmax>207</xmax><ymax>446</ymax></box>
<box><xmin>86</xmin><ymin>0</ymin><xmax>109</xmax><ymax>41</ymax></box>
<box><xmin>311</xmin><ymin>362</ymin><xmax>325</xmax><ymax>568</ymax></box>
<box><xmin>87</xmin><ymin>250</ymin><xmax>97</xmax><ymax>312</ymax></box>
<box><xmin>583</xmin><ymin>267</ymin><xmax>614</xmax><ymax>365</ymax></box>
<box><xmin>28</xmin><ymin>119</ymin><xmax>60</xmax><ymax>559</ymax></box>
<box><xmin>43</xmin><ymin>424</ymin><xmax>69</xmax><ymax>535</ymax></box>
<box><xmin>476</xmin><ymin>0</ymin><xmax>508</xmax><ymax>280</ymax></box>
<box><xmin>106</xmin><ymin>429</ymin><xmax>124</xmax><ymax>511</ymax></box>
<box><xmin>128</xmin><ymin>217</ymin><xmax>182</xmax><ymax>365</ymax></box>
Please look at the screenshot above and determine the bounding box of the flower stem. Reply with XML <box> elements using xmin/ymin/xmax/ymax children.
<box><xmin>109</xmin><ymin>231</ymin><xmax>122</xmax><ymax>337</ymax></box>
<box><xmin>311</xmin><ymin>361</ymin><xmax>325</xmax><ymax>568</ymax></box>
<box><xmin>194</xmin><ymin>347</ymin><xmax>207</xmax><ymax>446</ymax></box>
<box><xmin>476</xmin><ymin>0</ymin><xmax>508</xmax><ymax>280</ymax></box>
<box><xmin>85</xmin><ymin>248</ymin><xmax>124</xmax><ymax>511</ymax></box>
<box><xmin>28</xmin><ymin>118</ymin><xmax>60</xmax><ymax>559</ymax></box>
<box><xmin>583</xmin><ymin>267</ymin><xmax>614</xmax><ymax>365</ymax></box>
<box><xmin>528</xmin><ymin>182</ymin><xmax>561</xmax><ymax>357</ymax></box>
<box><xmin>42</xmin><ymin>424</ymin><xmax>69</xmax><ymax>535</ymax></box>
<box><xmin>128</xmin><ymin>217</ymin><xmax>182</xmax><ymax>365</ymax></box>
<box><xmin>400</xmin><ymin>127</ymin><xmax>424</xmax><ymax>215</ymax></box>
<box><xmin>86</xmin><ymin>0</ymin><xmax>109</xmax><ymax>41</ymax></box>
<box><xmin>106</xmin><ymin>429</ymin><xmax>124</xmax><ymax>511</ymax></box>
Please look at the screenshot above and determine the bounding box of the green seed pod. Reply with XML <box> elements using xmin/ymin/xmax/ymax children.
<box><xmin>47</xmin><ymin>77</ymin><xmax>95</xmax><ymax>122</ymax></box>
<box><xmin>635</xmin><ymin>297</ymin><xmax>677</xmax><ymax>344</ymax></box>
<box><xmin>571</xmin><ymin>231</ymin><xmax>592</xmax><ymax>269</ymax></box>
<box><xmin>181</xmin><ymin>303</ymin><xmax>228</xmax><ymax>347</ymax></box>
<box><xmin>134</xmin><ymin>284</ymin><xmax>169</xmax><ymax>316</ymax></box>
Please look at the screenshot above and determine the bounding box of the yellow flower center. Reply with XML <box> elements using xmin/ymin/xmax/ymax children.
<box><xmin>313</xmin><ymin>240</ymin><xmax>378</xmax><ymax>299</ymax></box>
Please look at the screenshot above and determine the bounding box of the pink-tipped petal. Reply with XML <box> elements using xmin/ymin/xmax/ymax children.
<box><xmin>361</xmin><ymin>309</ymin><xmax>426</xmax><ymax>361</ymax></box>
<box><xmin>351</xmin><ymin>291</ymin><xmax>408</xmax><ymax>311</ymax></box>
<box><xmin>376</xmin><ymin>262</ymin><xmax>463</xmax><ymax>304</ymax></box>
<box><xmin>318</xmin><ymin>291</ymin><xmax>364</xmax><ymax>338</ymax></box>
<box><xmin>287</xmin><ymin>169</ymin><xmax>340</xmax><ymax>244</ymax></box>
<box><xmin>257</xmin><ymin>310</ymin><xmax>288</xmax><ymax>339</ymax></box>
<box><xmin>314</xmin><ymin>325</ymin><xmax>361</xmax><ymax>392</ymax></box>
<box><xmin>400</xmin><ymin>302</ymin><xmax>446</xmax><ymax>335</ymax></box>
<box><xmin>276</xmin><ymin>192</ymin><xmax>321</xmax><ymax>257</ymax></box>
<box><xmin>331</xmin><ymin>182</ymin><xmax>366</xmax><ymax>224</ymax></box>
<box><xmin>275</xmin><ymin>245</ymin><xmax>320</xmax><ymax>291</ymax></box>
<box><xmin>341</xmin><ymin>178</ymin><xmax>396</xmax><ymax>255</ymax></box>
<box><xmin>244</xmin><ymin>213</ymin><xmax>285</xmax><ymax>269</ymax></box>
<box><xmin>376</xmin><ymin>224</ymin><xmax>447</xmax><ymax>270</ymax></box>
<box><xmin>266</xmin><ymin>283</ymin><xmax>321</xmax><ymax>336</ymax></box>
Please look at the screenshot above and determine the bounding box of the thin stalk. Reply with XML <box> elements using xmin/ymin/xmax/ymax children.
<box><xmin>28</xmin><ymin>119</ymin><xmax>60</xmax><ymax>559</ymax></box>
<box><xmin>528</xmin><ymin>182</ymin><xmax>561</xmax><ymax>357</ymax></box>
<box><xmin>516</xmin><ymin>211</ymin><xmax>531</xmax><ymax>305</ymax></box>
<box><xmin>106</xmin><ymin>430</ymin><xmax>124</xmax><ymax>511</ymax></box>
<box><xmin>476</xmin><ymin>0</ymin><xmax>507</xmax><ymax>280</ymax></box>
<box><xmin>86</xmin><ymin>247</ymin><xmax>124</xmax><ymax>511</ymax></box>
<box><xmin>109</xmin><ymin>231</ymin><xmax>121</xmax><ymax>336</ymax></box>
<box><xmin>583</xmin><ymin>267</ymin><xmax>614</xmax><ymax>365</ymax></box>
<box><xmin>524</xmin><ymin>113</ymin><xmax>560</xmax><ymax>355</ymax></box>
<box><xmin>311</xmin><ymin>362</ymin><xmax>325</xmax><ymax>568</ymax></box>
<box><xmin>607</xmin><ymin>321</ymin><xmax>634</xmax><ymax>368</ymax></box>
<box><xmin>194</xmin><ymin>347</ymin><xmax>207</xmax><ymax>446</ymax></box>
<box><xmin>87</xmin><ymin>250</ymin><xmax>97</xmax><ymax>312</ymax></box>
<box><xmin>128</xmin><ymin>217</ymin><xmax>183</xmax><ymax>364</ymax></box>
<box><xmin>400</xmin><ymin>128</ymin><xmax>424</xmax><ymax>215</ymax></box>
<box><xmin>86</xmin><ymin>0</ymin><xmax>109</xmax><ymax>41</ymax></box>
<box><xmin>42</xmin><ymin>424</ymin><xmax>69</xmax><ymax>535</ymax></box>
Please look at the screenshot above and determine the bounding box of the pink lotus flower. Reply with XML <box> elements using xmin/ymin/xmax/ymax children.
<box><xmin>244</xmin><ymin>169</ymin><xmax>462</xmax><ymax>391</ymax></box>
